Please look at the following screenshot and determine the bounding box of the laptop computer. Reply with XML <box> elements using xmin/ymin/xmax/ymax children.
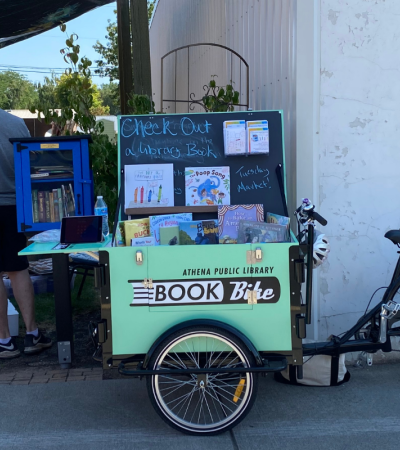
<box><xmin>52</xmin><ymin>216</ymin><xmax>103</xmax><ymax>250</ymax></box>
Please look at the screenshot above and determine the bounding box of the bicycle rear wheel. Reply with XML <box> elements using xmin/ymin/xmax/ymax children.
<box><xmin>146</xmin><ymin>325</ymin><xmax>258</xmax><ymax>435</ymax></box>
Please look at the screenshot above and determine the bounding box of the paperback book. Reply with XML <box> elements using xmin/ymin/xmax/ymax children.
<box><xmin>179</xmin><ymin>220</ymin><xmax>219</xmax><ymax>245</ymax></box>
<box><xmin>185</xmin><ymin>167</ymin><xmax>230</xmax><ymax>206</ymax></box>
<box><xmin>159</xmin><ymin>226</ymin><xmax>180</xmax><ymax>245</ymax></box>
<box><xmin>266</xmin><ymin>212</ymin><xmax>290</xmax><ymax>241</ymax></box>
<box><xmin>237</xmin><ymin>220</ymin><xmax>289</xmax><ymax>244</ymax></box>
<box><xmin>124</xmin><ymin>218</ymin><xmax>150</xmax><ymax>244</ymax></box>
<box><xmin>149</xmin><ymin>213</ymin><xmax>192</xmax><ymax>245</ymax></box>
<box><xmin>30</xmin><ymin>165</ymin><xmax>74</xmax><ymax>180</ymax></box>
<box><xmin>218</xmin><ymin>204</ymin><xmax>264</xmax><ymax>244</ymax></box>
<box><xmin>131</xmin><ymin>237</ymin><xmax>155</xmax><ymax>247</ymax></box>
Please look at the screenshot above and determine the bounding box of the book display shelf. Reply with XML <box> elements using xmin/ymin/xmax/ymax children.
<box><xmin>11</xmin><ymin>135</ymin><xmax>94</xmax><ymax>232</ymax></box>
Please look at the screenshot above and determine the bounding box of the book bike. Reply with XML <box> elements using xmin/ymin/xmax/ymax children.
<box><xmin>104</xmin><ymin>199</ymin><xmax>400</xmax><ymax>436</ymax></box>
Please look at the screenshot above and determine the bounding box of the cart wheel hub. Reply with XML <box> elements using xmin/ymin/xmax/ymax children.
<box><xmin>197</xmin><ymin>374</ymin><xmax>208</xmax><ymax>388</ymax></box>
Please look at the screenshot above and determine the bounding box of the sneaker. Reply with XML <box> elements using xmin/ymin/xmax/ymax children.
<box><xmin>24</xmin><ymin>332</ymin><xmax>52</xmax><ymax>354</ymax></box>
<box><xmin>0</xmin><ymin>337</ymin><xmax>21</xmax><ymax>359</ymax></box>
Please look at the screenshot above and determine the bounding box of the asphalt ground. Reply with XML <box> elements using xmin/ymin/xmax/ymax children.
<box><xmin>0</xmin><ymin>363</ymin><xmax>399</xmax><ymax>450</ymax></box>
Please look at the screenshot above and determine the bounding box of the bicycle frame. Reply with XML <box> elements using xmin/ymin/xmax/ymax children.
<box><xmin>302</xmin><ymin>225</ymin><xmax>400</xmax><ymax>358</ymax></box>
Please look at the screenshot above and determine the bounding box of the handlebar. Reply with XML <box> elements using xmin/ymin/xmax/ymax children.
<box><xmin>312</xmin><ymin>211</ymin><xmax>328</xmax><ymax>227</ymax></box>
<box><xmin>295</xmin><ymin>199</ymin><xmax>328</xmax><ymax>227</ymax></box>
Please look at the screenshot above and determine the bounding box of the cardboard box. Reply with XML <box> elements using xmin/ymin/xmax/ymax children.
<box><xmin>7</xmin><ymin>300</ymin><xmax>19</xmax><ymax>337</ymax></box>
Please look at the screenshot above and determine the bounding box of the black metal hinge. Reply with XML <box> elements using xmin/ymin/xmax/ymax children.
<box><xmin>16</xmin><ymin>144</ymin><xmax>29</xmax><ymax>153</ymax></box>
<box><xmin>94</xmin><ymin>265</ymin><xmax>106</xmax><ymax>288</ymax></box>
<box><xmin>21</xmin><ymin>223</ymin><xmax>32</xmax><ymax>232</ymax></box>
<box><xmin>294</xmin><ymin>259</ymin><xmax>305</xmax><ymax>284</ymax></box>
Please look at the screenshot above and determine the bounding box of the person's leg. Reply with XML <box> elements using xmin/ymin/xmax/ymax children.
<box><xmin>0</xmin><ymin>275</ymin><xmax>11</xmax><ymax>339</ymax></box>
<box><xmin>7</xmin><ymin>269</ymin><xmax>36</xmax><ymax>333</ymax></box>
<box><xmin>0</xmin><ymin>272</ymin><xmax>20</xmax><ymax>358</ymax></box>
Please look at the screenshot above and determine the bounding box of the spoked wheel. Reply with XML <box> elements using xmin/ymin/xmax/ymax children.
<box><xmin>146</xmin><ymin>325</ymin><xmax>258</xmax><ymax>435</ymax></box>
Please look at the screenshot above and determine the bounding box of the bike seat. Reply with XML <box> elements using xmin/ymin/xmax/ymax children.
<box><xmin>385</xmin><ymin>230</ymin><xmax>400</xmax><ymax>245</ymax></box>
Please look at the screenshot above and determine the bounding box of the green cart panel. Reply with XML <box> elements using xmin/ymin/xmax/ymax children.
<box><xmin>107</xmin><ymin>242</ymin><xmax>294</xmax><ymax>356</ymax></box>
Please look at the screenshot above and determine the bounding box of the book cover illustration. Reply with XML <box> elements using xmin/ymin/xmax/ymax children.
<box><xmin>267</xmin><ymin>212</ymin><xmax>290</xmax><ymax>241</ymax></box>
<box><xmin>159</xmin><ymin>226</ymin><xmax>180</xmax><ymax>245</ymax></box>
<box><xmin>218</xmin><ymin>204</ymin><xmax>264</xmax><ymax>244</ymax></box>
<box><xmin>116</xmin><ymin>221</ymin><xmax>126</xmax><ymax>246</ymax></box>
<box><xmin>124</xmin><ymin>218</ymin><xmax>150</xmax><ymax>244</ymax></box>
<box><xmin>237</xmin><ymin>220</ymin><xmax>289</xmax><ymax>244</ymax></box>
<box><xmin>185</xmin><ymin>167</ymin><xmax>230</xmax><ymax>206</ymax></box>
<box><xmin>124</xmin><ymin>164</ymin><xmax>174</xmax><ymax>211</ymax></box>
<box><xmin>149</xmin><ymin>213</ymin><xmax>192</xmax><ymax>245</ymax></box>
<box><xmin>179</xmin><ymin>220</ymin><xmax>219</xmax><ymax>245</ymax></box>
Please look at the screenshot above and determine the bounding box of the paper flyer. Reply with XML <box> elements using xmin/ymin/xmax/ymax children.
<box><xmin>247</xmin><ymin>127</ymin><xmax>269</xmax><ymax>155</ymax></box>
<box><xmin>223</xmin><ymin>120</ymin><xmax>247</xmax><ymax>156</ymax></box>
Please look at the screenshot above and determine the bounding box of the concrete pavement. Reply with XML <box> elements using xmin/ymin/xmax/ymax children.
<box><xmin>1</xmin><ymin>364</ymin><xmax>400</xmax><ymax>450</ymax></box>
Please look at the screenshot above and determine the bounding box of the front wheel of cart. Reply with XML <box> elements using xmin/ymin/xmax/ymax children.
<box><xmin>146</xmin><ymin>325</ymin><xmax>259</xmax><ymax>435</ymax></box>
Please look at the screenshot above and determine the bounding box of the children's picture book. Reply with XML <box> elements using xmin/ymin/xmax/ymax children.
<box><xmin>185</xmin><ymin>167</ymin><xmax>230</xmax><ymax>206</ymax></box>
<box><xmin>116</xmin><ymin>221</ymin><xmax>126</xmax><ymax>246</ymax></box>
<box><xmin>159</xmin><ymin>226</ymin><xmax>180</xmax><ymax>245</ymax></box>
<box><xmin>266</xmin><ymin>212</ymin><xmax>290</xmax><ymax>241</ymax></box>
<box><xmin>179</xmin><ymin>220</ymin><xmax>219</xmax><ymax>245</ymax></box>
<box><xmin>218</xmin><ymin>204</ymin><xmax>264</xmax><ymax>244</ymax></box>
<box><xmin>124</xmin><ymin>164</ymin><xmax>174</xmax><ymax>211</ymax></box>
<box><xmin>237</xmin><ymin>220</ymin><xmax>289</xmax><ymax>244</ymax></box>
<box><xmin>124</xmin><ymin>218</ymin><xmax>150</xmax><ymax>244</ymax></box>
<box><xmin>150</xmin><ymin>213</ymin><xmax>192</xmax><ymax>245</ymax></box>
<box><xmin>202</xmin><ymin>220</ymin><xmax>219</xmax><ymax>244</ymax></box>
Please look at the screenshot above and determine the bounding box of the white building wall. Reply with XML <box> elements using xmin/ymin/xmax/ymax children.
<box><xmin>150</xmin><ymin>0</ymin><xmax>297</xmax><ymax>214</ymax></box>
<box><xmin>150</xmin><ymin>0</ymin><xmax>400</xmax><ymax>342</ymax></box>
<box><xmin>317</xmin><ymin>0</ymin><xmax>400</xmax><ymax>337</ymax></box>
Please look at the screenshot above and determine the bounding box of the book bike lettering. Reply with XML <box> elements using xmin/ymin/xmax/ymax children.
<box><xmin>128</xmin><ymin>276</ymin><xmax>280</xmax><ymax>306</ymax></box>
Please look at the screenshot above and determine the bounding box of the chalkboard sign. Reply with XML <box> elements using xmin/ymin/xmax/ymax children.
<box><xmin>119</xmin><ymin>111</ymin><xmax>286</xmax><ymax>220</ymax></box>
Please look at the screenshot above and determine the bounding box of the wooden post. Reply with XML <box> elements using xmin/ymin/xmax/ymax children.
<box><xmin>130</xmin><ymin>0</ymin><xmax>152</xmax><ymax>97</ymax></box>
<box><xmin>117</xmin><ymin>0</ymin><xmax>133</xmax><ymax>114</ymax></box>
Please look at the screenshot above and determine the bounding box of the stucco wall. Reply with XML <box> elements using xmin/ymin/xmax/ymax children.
<box><xmin>317</xmin><ymin>0</ymin><xmax>400</xmax><ymax>337</ymax></box>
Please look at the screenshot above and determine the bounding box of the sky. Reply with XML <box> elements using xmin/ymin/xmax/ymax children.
<box><xmin>0</xmin><ymin>2</ymin><xmax>117</xmax><ymax>86</ymax></box>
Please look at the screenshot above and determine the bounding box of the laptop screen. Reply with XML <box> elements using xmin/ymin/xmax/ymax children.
<box><xmin>61</xmin><ymin>216</ymin><xmax>103</xmax><ymax>244</ymax></box>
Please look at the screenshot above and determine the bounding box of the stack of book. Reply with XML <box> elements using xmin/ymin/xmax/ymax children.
<box><xmin>30</xmin><ymin>166</ymin><xmax>74</xmax><ymax>180</ymax></box>
<box><xmin>32</xmin><ymin>184</ymin><xmax>75</xmax><ymax>223</ymax></box>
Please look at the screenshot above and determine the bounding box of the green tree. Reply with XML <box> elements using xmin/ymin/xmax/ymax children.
<box><xmin>54</xmin><ymin>74</ymin><xmax>109</xmax><ymax>116</ymax></box>
<box><xmin>35</xmin><ymin>73</ymin><xmax>59</xmax><ymax>109</ymax></box>
<box><xmin>98</xmin><ymin>82</ymin><xmax>120</xmax><ymax>115</ymax></box>
<box><xmin>93</xmin><ymin>1</ymin><xmax>156</xmax><ymax>82</ymax></box>
<box><xmin>0</xmin><ymin>71</ymin><xmax>38</xmax><ymax>110</ymax></box>
<box><xmin>31</xmin><ymin>24</ymin><xmax>117</xmax><ymax>226</ymax></box>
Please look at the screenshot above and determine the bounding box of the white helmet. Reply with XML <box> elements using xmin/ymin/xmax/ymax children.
<box><xmin>313</xmin><ymin>230</ymin><xmax>330</xmax><ymax>268</ymax></box>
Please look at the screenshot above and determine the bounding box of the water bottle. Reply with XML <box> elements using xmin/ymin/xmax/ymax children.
<box><xmin>94</xmin><ymin>196</ymin><xmax>109</xmax><ymax>238</ymax></box>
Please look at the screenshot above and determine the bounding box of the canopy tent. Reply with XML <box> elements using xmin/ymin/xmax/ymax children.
<box><xmin>0</xmin><ymin>0</ymin><xmax>114</xmax><ymax>48</ymax></box>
